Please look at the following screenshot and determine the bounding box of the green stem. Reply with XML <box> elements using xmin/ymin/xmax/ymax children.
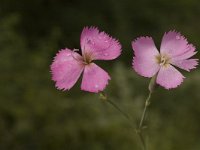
<box><xmin>99</xmin><ymin>93</ymin><xmax>135</xmax><ymax>129</ymax></box>
<box><xmin>107</xmin><ymin>99</ymin><xmax>132</xmax><ymax>124</ymax></box>
<box><xmin>139</xmin><ymin>91</ymin><xmax>152</xmax><ymax>129</ymax></box>
<box><xmin>99</xmin><ymin>90</ymin><xmax>153</xmax><ymax>150</ymax></box>
<box><xmin>137</xmin><ymin>91</ymin><xmax>152</xmax><ymax>150</ymax></box>
<box><xmin>137</xmin><ymin>132</ymin><xmax>146</xmax><ymax>150</ymax></box>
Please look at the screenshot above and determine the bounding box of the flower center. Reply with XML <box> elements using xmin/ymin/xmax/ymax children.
<box><xmin>83</xmin><ymin>52</ymin><xmax>92</xmax><ymax>65</ymax></box>
<box><xmin>155</xmin><ymin>54</ymin><xmax>170</xmax><ymax>67</ymax></box>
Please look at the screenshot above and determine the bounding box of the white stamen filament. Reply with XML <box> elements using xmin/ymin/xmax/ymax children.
<box><xmin>155</xmin><ymin>54</ymin><xmax>170</xmax><ymax>67</ymax></box>
<box><xmin>160</xmin><ymin>56</ymin><xmax>166</xmax><ymax>65</ymax></box>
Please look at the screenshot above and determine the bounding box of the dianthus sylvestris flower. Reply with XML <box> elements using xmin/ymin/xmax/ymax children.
<box><xmin>51</xmin><ymin>27</ymin><xmax>121</xmax><ymax>93</ymax></box>
<box><xmin>132</xmin><ymin>31</ymin><xmax>198</xmax><ymax>89</ymax></box>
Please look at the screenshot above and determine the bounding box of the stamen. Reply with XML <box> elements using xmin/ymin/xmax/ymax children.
<box><xmin>73</xmin><ymin>49</ymin><xmax>79</xmax><ymax>52</ymax></box>
<box><xmin>155</xmin><ymin>54</ymin><xmax>170</xmax><ymax>67</ymax></box>
<box><xmin>160</xmin><ymin>56</ymin><xmax>166</xmax><ymax>65</ymax></box>
<box><xmin>71</xmin><ymin>49</ymin><xmax>83</xmax><ymax>62</ymax></box>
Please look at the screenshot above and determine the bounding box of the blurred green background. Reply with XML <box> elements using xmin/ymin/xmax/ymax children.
<box><xmin>0</xmin><ymin>0</ymin><xmax>200</xmax><ymax>149</ymax></box>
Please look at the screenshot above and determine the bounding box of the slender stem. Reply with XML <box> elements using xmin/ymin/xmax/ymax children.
<box><xmin>108</xmin><ymin>98</ymin><xmax>148</xmax><ymax>150</ymax></box>
<box><xmin>139</xmin><ymin>91</ymin><xmax>152</xmax><ymax>129</ymax></box>
<box><xmin>107</xmin><ymin>99</ymin><xmax>132</xmax><ymax>124</ymax></box>
<box><xmin>99</xmin><ymin>93</ymin><xmax>135</xmax><ymax>129</ymax></box>
<box><xmin>99</xmin><ymin>91</ymin><xmax>153</xmax><ymax>150</ymax></box>
<box><xmin>137</xmin><ymin>91</ymin><xmax>152</xmax><ymax>150</ymax></box>
<box><xmin>137</xmin><ymin>132</ymin><xmax>146</xmax><ymax>150</ymax></box>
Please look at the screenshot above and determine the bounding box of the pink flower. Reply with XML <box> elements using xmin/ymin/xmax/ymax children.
<box><xmin>132</xmin><ymin>31</ymin><xmax>198</xmax><ymax>89</ymax></box>
<box><xmin>51</xmin><ymin>26</ymin><xmax>121</xmax><ymax>93</ymax></box>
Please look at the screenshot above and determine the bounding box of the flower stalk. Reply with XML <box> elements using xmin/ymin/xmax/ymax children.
<box><xmin>139</xmin><ymin>91</ymin><xmax>152</xmax><ymax>129</ymax></box>
<box><xmin>137</xmin><ymin>75</ymin><xmax>157</xmax><ymax>150</ymax></box>
<box><xmin>99</xmin><ymin>92</ymin><xmax>135</xmax><ymax>130</ymax></box>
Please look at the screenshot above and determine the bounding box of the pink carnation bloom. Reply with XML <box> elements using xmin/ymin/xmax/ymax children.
<box><xmin>132</xmin><ymin>31</ymin><xmax>198</xmax><ymax>89</ymax></box>
<box><xmin>51</xmin><ymin>27</ymin><xmax>121</xmax><ymax>93</ymax></box>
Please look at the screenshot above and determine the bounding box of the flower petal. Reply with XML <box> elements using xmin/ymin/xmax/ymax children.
<box><xmin>171</xmin><ymin>59</ymin><xmax>198</xmax><ymax>72</ymax></box>
<box><xmin>171</xmin><ymin>44</ymin><xmax>197</xmax><ymax>61</ymax></box>
<box><xmin>132</xmin><ymin>36</ymin><xmax>160</xmax><ymax>77</ymax></box>
<box><xmin>156</xmin><ymin>65</ymin><xmax>185</xmax><ymax>89</ymax></box>
<box><xmin>81</xmin><ymin>63</ymin><xmax>110</xmax><ymax>93</ymax></box>
<box><xmin>160</xmin><ymin>31</ymin><xmax>196</xmax><ymax>59</ymax></box>
<box><xmin>80</xmin><ymin>26</ymin><xmax>121</xmax><ymax>60</ymax></box>
<box><xmin>51</xmin><ymin>49</ymin><xmax>84</xmax><ymax>91</ymax></box>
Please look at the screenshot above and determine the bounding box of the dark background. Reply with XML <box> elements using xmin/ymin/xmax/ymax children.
<box><xmin>0</xmin><ymin>0</ymin><xmax>200</xmax><ymax>149</ymax></box>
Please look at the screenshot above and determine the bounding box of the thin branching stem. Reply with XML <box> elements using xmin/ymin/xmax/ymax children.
<box><xmin>99</xmin><ymin>91</ymin><xmax>153</xmax><ymax>150</ymax></box>
<box><xmin>137</xmin><ymin>91</ymin><xmax>152</xmax><ymax>150</ymax></box>
<box><xmin>99</xmin><ymin>93</ymin><xmax>135</xmax><ymax>130</ymax></box>
<box><xmin>137</xmin><ymin>131</ymin><xmax>146</xmax><ymax>150</ymax></box>
<box><xmin>139</xmin><ymin>91</ymin><xmax>152</xmax><ymax>129</ymax></box>
<box><xmin>107</xmin><ymin>99</ymin><xmax>131</xmax><ymax>121</ymax></box>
